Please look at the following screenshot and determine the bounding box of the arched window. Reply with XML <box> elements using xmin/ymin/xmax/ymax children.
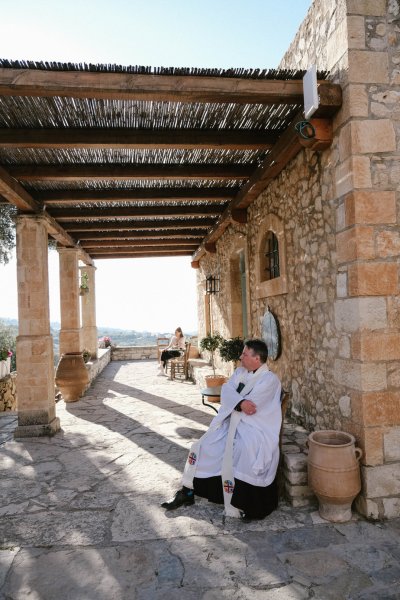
<box><xmin>256</xmin><ymin>214</ymin><xmax>287</xmax><ymax>298</ymax></box>
<box><xmin>261</xmin><ymin>230</ymin><xmax>280</xmax><ymax>281</ymax></box>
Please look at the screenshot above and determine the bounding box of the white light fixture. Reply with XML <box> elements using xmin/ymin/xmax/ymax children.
<box><xmin>303</xmin><ymin>65</ymin><xmax>319</xmax><ymax>119</ymax></box>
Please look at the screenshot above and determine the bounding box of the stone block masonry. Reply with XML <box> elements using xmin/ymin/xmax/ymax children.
<box><xmin>111</xmin><ymin>346</ymin><xmax>158</xmax><ymax>361</ymax></box>
<box><xmin>195</xmin><ymin>0</ymin><xmax>400</xmax><ymax>518</ymax></box>
<box><xmin>0</xmin><ymin>373</ymin><xmax>17</xmax><ymax>412</ymax></box>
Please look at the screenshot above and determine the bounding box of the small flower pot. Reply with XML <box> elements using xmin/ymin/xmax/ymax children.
<box><xmin>205</xmin><ymin>374</ymin><xmax>227</xmax><ymax>402</ymax></box>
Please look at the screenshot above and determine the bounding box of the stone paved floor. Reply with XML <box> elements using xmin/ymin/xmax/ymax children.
<box><xmin>1</xmin><ymin>359</ymin><xmax>399</xmax><ymax>600</ymax></box>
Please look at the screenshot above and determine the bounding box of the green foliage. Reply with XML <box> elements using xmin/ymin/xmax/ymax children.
<box><xmin>219</xmin><ymin>337</ymin><xmax>244</xmax><ymax>364</ymax></box>
<box><xmin>0</xmin><ymin>205</ymin><xmax>16</xmax><ymax>265</ymax></box>
<box><xmin>80</xmin><ymin>272</ymin><xmax>89</xmax><ymax>289</ymax></box>
<box><xmin>82</xmin><ymin>349</ymin><xmax>91</xmax><ymax>363</ymax></box>
<box><xmin>200</xmin><ymin>331</ymin><xmax>223</xmax><ymax>375</ymax></box>
<box><xmin>0</xmin><ymin>319</ymin><xmax>17</xmax><ymax>370</ymax></box>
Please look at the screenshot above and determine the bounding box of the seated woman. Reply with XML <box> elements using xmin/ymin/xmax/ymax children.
<box><xmin>158</xmin><ymin>327</ymin><xmax>186</xmax><ymax>373</ymax></box>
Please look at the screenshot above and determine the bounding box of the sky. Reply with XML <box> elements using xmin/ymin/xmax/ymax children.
<box><xmin>0</xmin><ymin>0</ymin><xmax>312</xmax><ymax>333</ymax></box>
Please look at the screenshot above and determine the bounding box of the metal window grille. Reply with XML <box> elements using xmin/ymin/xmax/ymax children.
<box><xmin>264</xmin><ymin>231</ymin><xmax>280</xmax><ymax>280</ymax></box>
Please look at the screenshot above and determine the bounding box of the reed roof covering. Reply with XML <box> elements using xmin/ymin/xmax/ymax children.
<box><xmin>0</xmin><ymin>60</ymin><xmax>341</xmax><ymax>262</ymax></box>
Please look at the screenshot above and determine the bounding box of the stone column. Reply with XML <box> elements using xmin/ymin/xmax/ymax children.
<box><xmin>14</xmin><ymin>215</ymin><xmax>60</xmax><ymax>438</ymax></box>
<box><xmin>80</xmin><ymin>265</ymin><xmax>98</xmax><ymax>359</ymax></box>
<box><xmin>332</xmin><ymin>2</ymin><xmax>400</xmax><ymax>519</ymax></box>
<box><xmin>58</xmin><ymin>248</ymin><xmax>82</xmax><ymax>356</ymax></box>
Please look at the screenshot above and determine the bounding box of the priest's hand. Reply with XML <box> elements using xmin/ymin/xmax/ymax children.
<box><xmin>241</xmin><ymin>399</ymin><xmax>257</xmax><ymax>415</ymax></box>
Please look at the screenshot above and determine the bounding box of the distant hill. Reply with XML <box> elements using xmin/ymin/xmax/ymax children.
<box><xmin>0</xmin><ymin>317</ymin><xmax>197</xmax><ymax>364</ymax></box>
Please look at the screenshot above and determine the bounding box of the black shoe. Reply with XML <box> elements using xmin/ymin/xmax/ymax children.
<box><xmin>161</xmin><ymin>489</ymin><xmax>195</xmax><ymax>510</ymax></box>
<box><xmin>240</xmin><ymin>513</ymin><xmax>252</xmax><ymax>523</ymax></box>
<box><xmin>240</xmin><ymin>513</ymin><xmax>263</xmax><ymax>523</ymax></box>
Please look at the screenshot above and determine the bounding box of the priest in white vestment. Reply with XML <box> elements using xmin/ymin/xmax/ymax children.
<box><xmin>161</xmin><ymin>339</ymin><xmax>282</xmax><ymax>521</ymax></box>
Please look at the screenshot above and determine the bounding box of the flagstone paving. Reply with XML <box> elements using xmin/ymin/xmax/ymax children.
<box><xmin>0</xmin><ymin>359</ymin><xmax>399</xmax><ymax>599</ymax></box>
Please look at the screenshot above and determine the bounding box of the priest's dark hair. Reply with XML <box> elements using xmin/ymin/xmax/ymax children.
<box><xmin>244</xmin><ymin>339</ymin><xmax>268</xmax><ymax>363</ymax></box>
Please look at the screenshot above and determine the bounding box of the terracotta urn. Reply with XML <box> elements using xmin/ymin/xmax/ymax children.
<box><xmin>307</xmin><ymin>430</ymin><xmax>362</xmax><ymax>523</ymax></box>
<box><xmin>205</xmin><ymin>374</ymin><xmax>227</xmax><ymax>402</ymax></box>
<box><xmin>55</xmin><ymin>352</ymin><xmax>89</xmax><ymax>403</ymax></box>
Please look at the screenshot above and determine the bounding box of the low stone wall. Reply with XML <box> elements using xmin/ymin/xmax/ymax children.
<box><xmin>1</xmin><ymin>351</ymin><xmax>111</xmax><ymax>410</ymax></box>
<box><xmin>111</xmin><ymin>345</ymin><xmax>157</xmax><ymax>361</ymax></box>
<box><xmin>0</xmin><ymin>372</ymin><xmax>17</xmax><ymax>412</ymax></box>
<box><xmin>85</xmin><ymin>348</ymin><xmax>111</xmax><ymax>387</ymax></box>
<box><xmin>188</xmin><ymin>358</ymin><xmax>214</xmax><ymax>388</ymax></box>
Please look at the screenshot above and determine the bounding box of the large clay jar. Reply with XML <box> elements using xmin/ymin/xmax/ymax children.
<box><xmin>308</xmin><ymin>430</ymin><xmax>362</xmax><ymax>523</ymax></box>
<box><xmin>55</xmin><ymin>352</ymin><xmax>89</xmax><ymax>403</ymax></box>
<box><xmin>205</xmin><ymin>374</ymin><xmax>227</xmax><ymax>402</ymax></box>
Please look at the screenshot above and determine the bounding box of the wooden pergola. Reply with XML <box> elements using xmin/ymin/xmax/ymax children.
<box><xmin>0</xmin><ymin>61</ymin><xmax>342</xmax><ymax>264</ymax></box>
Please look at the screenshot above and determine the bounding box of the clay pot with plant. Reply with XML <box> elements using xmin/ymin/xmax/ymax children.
<box><xmin>200</xmin><ymin>332</ymin><xmax>226</xmax><ymax>392</ymax></box>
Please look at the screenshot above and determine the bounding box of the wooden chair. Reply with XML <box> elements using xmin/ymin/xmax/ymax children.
<box><xmin>157</xmin><ymin>337</ymin><xmax>169</xmax><ymax>361</ymax></box>
<box><xmin>169</xmin><ymin>343</ymin><xmax>191</xmax><ymax>381</ymax></box>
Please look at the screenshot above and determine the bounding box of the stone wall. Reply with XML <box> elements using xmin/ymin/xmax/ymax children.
<box><xmin>196</xmin><ymin>0</ymin><xmax>400</xmax><ymax>518</ymax></box>
<box><xmin>111</xmin><ymin>346</ymin><xmax>158</xmax><ymax>361</ymax></box>
<box><xmin>0</xmin><ymin>373</ymin><xmax>17</xmax><ymax>412</ymax></box>
<box><xmin>85</xmin><ymin>348</ymin><xmax>111</xmax><ymax>389</ymax></box>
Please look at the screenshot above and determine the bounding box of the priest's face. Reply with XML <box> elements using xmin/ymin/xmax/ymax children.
<box><xmin>240</xmin><ymin>346</ymin><xmax>261</xmax><ymax>371</ymax></box>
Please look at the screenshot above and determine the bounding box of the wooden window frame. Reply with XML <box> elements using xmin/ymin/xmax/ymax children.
<box><xmin>255</xmin><ymin>213</ymin><xmax>287</xmax><ymax>298</ymax></box>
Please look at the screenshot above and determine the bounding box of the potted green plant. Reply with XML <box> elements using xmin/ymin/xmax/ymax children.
<box><xmin>79</xmin><ymin>272</ymin><xmax>89</xmax><ymax>296</ymax></box>
<box><xmin>82</xmin><ymin>349</ymin><xmax>91</xmax><ymax>363</ymax></box>
<box><xmin>219</xmin><ymin>337</ymin><xmax>244</xmax><ymax>371</ymax></box>
<box><xmin>200</xmin><ymin>332</ymin><xmax>226</xmax><ymax>392</ymax></box>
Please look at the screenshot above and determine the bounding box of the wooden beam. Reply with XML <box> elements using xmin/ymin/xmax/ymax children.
<box><xmin>49</xmin><ymin>205</ymin><xmax>222</xmax><ymax>221</ymax></box>
<box><xmin>297</xmin><ymin>118</ymin><xmax>333</xmax><ymax>151</ymax></box>
<box><xmin>91</xmin><ymin>252</ymin><xmax>193</xmax><ymax>259</ymax></box>
<box><xmin>9</xmin><ymin>164</ymin><xmax>252</xmax><ymax>182</ymax></box>
<box><xmin>43</xmin><ymin>213</ymin><xmax>93</xmax><ymax>264</ymax></box>
<box><xmin>0</xmin><ymin>165</ymin><xmax>91</xmax><ymax>252</ymax></box>
<box><xmin>0</xmin><ymin>69</ymin><xmax>342</xmax><ymax>108</ymax></box>
<box><xmin>88</xmin><ymin>246</ymin><xmax>193</xmax><ymax>255</ymax></box>
<box><xmin>0</xmin><ymin>165</ymin><xmax>39</xmax><ymax>211</ymax></box>
<box><xmin>0</xmin><ymin>128</ymin><xmax>280</xmax><ymax>150</ymax></box>
<box><xmin>36</xmin><ymin>187</ymin><xmax>237</xmax><ymax>205</ymax></box>
<box><xmin>204</xmin><ymin>242</ymin><xmax>217</xmax><ymax>253</ymax></box>
<box><xmin>80</xmin><ymin>239</ymin><xmax>199</xmax><ymax>248</ymax></box>
<box><xmin>231</xmin><ymin>209</ymin><xmax>247</xmax><ymax>224</ymax></box>
<box><xmin>191</xmin><ymin>261</ymin><xmax>200</xmax><ymax>269</ymax></box>
<box><xmin>62</xmin><ymin>218</ymin><xmax>214</xmax><ymax>231</ymax></box>
<box><xmin>75</xmin><ymin>231</ymin><xmax>205</xmax><ymax>241</ymax></box>
<box><xmin>191</xmin><ymin>109</ymin><xmax>306</xmax><ymax>262</ymax></box>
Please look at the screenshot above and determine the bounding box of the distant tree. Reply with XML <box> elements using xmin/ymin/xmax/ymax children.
<box><xmin>0</xmin><ymin>204</ymin><xmax>16</xmax><ymax>265</ymax></box>
<box><xmin>0</xmin><ymin>319</ymin><xmax>17</xmax><ymax>370</ymax></box>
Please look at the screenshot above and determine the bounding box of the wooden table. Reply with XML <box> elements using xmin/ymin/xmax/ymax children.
<box><xmin>200</xmin><ymin>385</ymin><xmax>222</xmax><ymax>413</ymax></box>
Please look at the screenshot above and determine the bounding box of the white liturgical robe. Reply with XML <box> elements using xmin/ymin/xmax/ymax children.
<box><xmin>183</xmin><ymin>365</ymin><xmax>282</xmax><ymax>489</ymax></box>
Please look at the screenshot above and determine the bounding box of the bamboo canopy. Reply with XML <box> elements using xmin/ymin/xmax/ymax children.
<box><xmin>0</xmin><ymin>60</ymin><xmax>342</xmax><ymax>262</ymax></box>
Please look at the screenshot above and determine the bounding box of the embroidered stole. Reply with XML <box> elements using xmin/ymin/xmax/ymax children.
<box><xmin>182</xmin><ymin>364</ymin><xmax>269</xmax><ymax>517</ymax></box>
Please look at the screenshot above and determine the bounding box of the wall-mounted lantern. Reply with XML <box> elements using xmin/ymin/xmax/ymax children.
<box><xmin>205</xmin><ymin>275</ymin><xmax>220</xmax><ymax>295</ymax></box>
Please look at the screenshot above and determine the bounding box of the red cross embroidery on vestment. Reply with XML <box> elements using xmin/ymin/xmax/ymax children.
<box><xmin>188</xmin><ymin>452</ymin><xmax>197</xmax><ymax>465</ymax></box>
<box><xmin>223</xmin><ymin>479</ymin><xmax>234</xmax><ymax>494</ymax></box>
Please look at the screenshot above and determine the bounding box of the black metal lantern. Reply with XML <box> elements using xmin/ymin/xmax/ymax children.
<box><xmin>205</xmin><ymin>275</ymin><xmax>220</xmax><ymax>294</ymax></box>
